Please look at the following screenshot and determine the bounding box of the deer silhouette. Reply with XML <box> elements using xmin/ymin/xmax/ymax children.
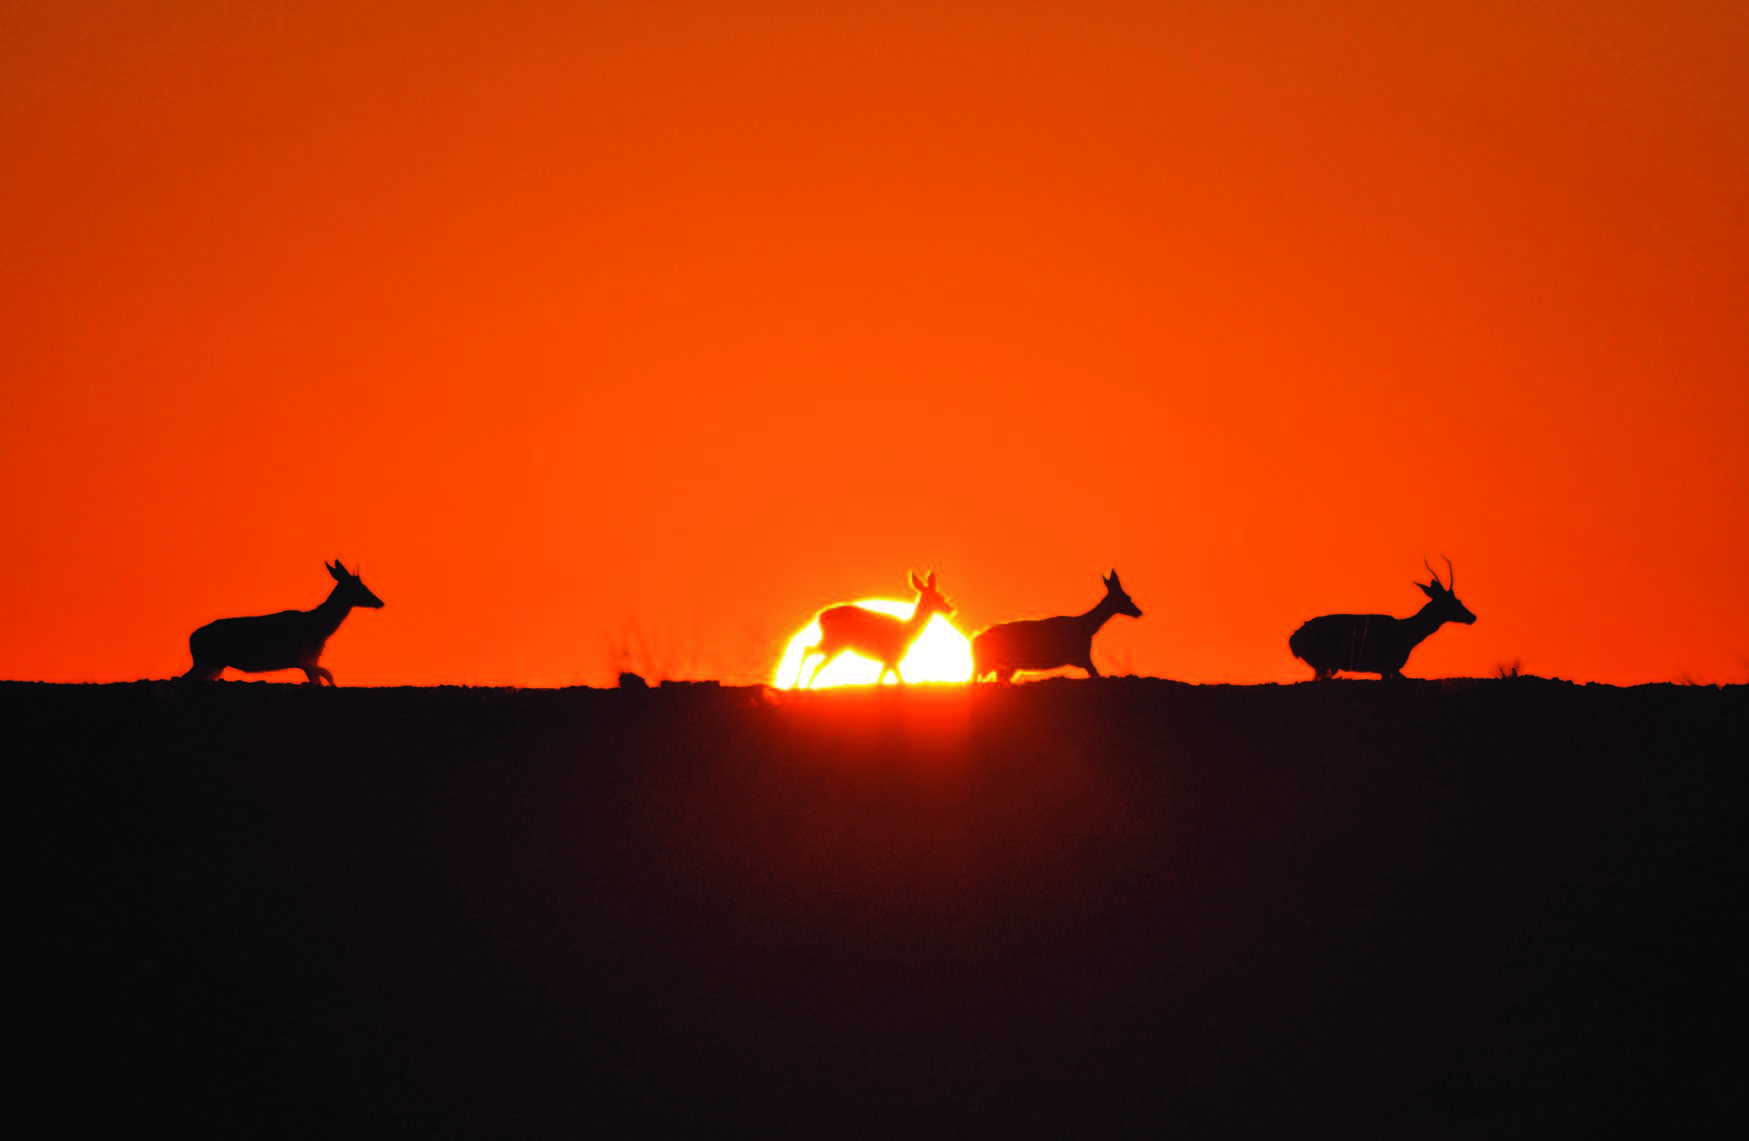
<box><xmin>1289</xmin><ymin>558</ymin><xmax>1475</xmax><ymax>680</ymax></box>
<box><xmin>184</xmin><ymin>560</ymin><xmax>385</xmax><ymax>685</ymax></box>
<box><xmin>972</xmin><ymin>570</ymin><xmax>1142</xmax><ymax>683</ymax></box>
<box><xmin>797</xmin><ymin>570</ymin><xmax>954</xmax><ymax>687</ymax></box>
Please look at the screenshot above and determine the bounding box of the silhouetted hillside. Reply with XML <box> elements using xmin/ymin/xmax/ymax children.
<box><xmin>18</xmin><ymin>678</ymin><xmax>1736</xmax><ymax>1137</ymax></box>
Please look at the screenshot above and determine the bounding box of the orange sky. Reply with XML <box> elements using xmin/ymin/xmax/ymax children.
<box><xmin>4</xmin><ymin>0</ymin><xmax>1746</xmax><ymax>687</ymax></box>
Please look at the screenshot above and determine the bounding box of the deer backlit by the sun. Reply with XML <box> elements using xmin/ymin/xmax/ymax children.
<box><xmin>792</xmin><ymin>571</ymin><xmax>957</xmax><ymax>688</ymax></box>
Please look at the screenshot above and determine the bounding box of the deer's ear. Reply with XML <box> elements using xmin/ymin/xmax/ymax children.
<box><xmin>926</xmin><ymin>570</ymin><xmax>937</xmax><ymax>589</ymax></box>
<box><xmin>911</xmin><ymin>571</ymin><xmax>925</xmax><ymax>591</ymax></box>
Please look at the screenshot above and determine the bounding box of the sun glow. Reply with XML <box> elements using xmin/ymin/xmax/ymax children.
<box><xmin>775</xmin><ymin>600</ymin><xmax>974</xmax><ymax>689</ymax></box>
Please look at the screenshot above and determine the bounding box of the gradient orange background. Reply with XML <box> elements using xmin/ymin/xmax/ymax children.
<box><xmin>4</xmin><ymin>1</ymin><xmax>1745</xmax><ymax>687</ymax></box>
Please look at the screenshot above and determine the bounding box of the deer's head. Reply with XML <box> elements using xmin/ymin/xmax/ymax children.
<box><xmin>909</xmin><ymin>570</ymin><xmax>953</xmax><ymax>620</ymax></box>
<box><xmin>1103</xmin><ymin>570</ymin><xmax>1143</xmax><ymax>618</ymax></box>
<box><xmin>1417</xmin><ymin>557</ymin><xmax>1474</xmax><ymax>624</ymax></box>
<box><xmin>328</xmin><ymin>560</ymin><xmax>386</xmax><ymax>609</ymax></box>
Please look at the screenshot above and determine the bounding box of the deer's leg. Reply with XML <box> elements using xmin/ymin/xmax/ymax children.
<box><xmin>1081</xmin><ymin>659</ymin><xmax>1102</xmax><ymax>679</ymax></box>
<box><xmin>799</xmin><ymin>644</ymin><xmax>828</xmax><ymax>687</ymax></box>
<box><xmin>304</xmin><ymin>664</ymin><xmax>335</xmax><ymax>686</ymax></box>
<box><xmin>183</xmin><ymin>664</ymin><xmax>222</xmax><ymax>682</ymax></box>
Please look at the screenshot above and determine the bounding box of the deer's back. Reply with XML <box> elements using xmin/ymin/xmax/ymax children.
<box><xmin>817</xmin><ymin>604</ymin><xmax>910</xmax><ymax>661</ymax></box>
<box><xmin>973</xmin><ymin>615</ymin><xmax>1089</xmax><ymax>670</ymax></box>
<box><xmin>191</xmin><ymin>609</ymin><xmax>325</xmax><ymax>671</ymax></box>
<box><xmin>1289</xmin><ymin>613</ymin><xmax>1408</xmax><ymax>672</ymax></box>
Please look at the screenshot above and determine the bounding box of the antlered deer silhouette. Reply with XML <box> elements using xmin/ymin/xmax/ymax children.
<box><xmin>1289</xmin><ymin>558</ymin><xmax>1475</xmax><ymax>680</ymax></box>
<box><xmin>184</xmin><ymin>560</ymin><xmax>385</xmax><ymax>685</ymax></box>
<box><xmin>972</xmin><ymin>570</ymin><xmax>1142</xmax><ymax>683</ymax></box>
<box><xmin>797</xmin><ymin>570</ymin><xmax>954</xmax><ymax>687</ymax></box>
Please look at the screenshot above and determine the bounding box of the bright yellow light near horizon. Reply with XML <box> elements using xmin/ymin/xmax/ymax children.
<box><xmin>774</xmin><ymin>600</ymin><xmax>974</xmax><ymax>689</ymax></box>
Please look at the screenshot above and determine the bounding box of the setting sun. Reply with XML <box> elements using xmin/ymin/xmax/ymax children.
<box><xmin>775</xmin><ymin>601</ymin><xmax>973</xmax><ymax>688</ymax></box>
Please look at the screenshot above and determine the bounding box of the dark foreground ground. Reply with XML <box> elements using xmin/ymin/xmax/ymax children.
<box><xmin>19</xmin><ymin>677</ymin><xmax>1738</xmax><ymax>1137</ymax></box>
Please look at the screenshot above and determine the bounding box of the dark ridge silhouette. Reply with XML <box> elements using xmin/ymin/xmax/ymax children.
<box><xmin>798</xmin><ymin>570</ymin><xmax>953</xmax><ymax>687</ymax></box>
<box><xmin>183</xmin><ymin>560</ymin><xmax>384</xmax><ymax>685</ymax></box>
<box><xmin>972</xmin><ymin>570</ymin><xmax>1142</xmax><ymax>682</ymax></box>
<box><xmin>15</xmin><ymin>678</ymin><xmax>1737</xmax><ymax>1135</ymax></box>
<box><xmin>1290</xmin><ymin>557</ymin><xmax>1476</xmax><ymax>680</ymax></box>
